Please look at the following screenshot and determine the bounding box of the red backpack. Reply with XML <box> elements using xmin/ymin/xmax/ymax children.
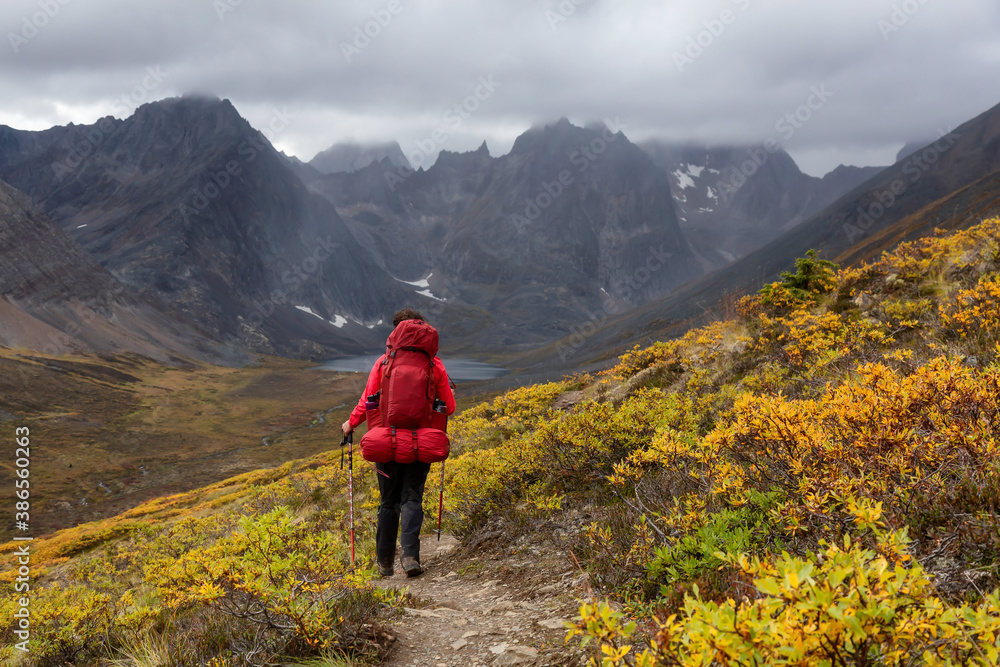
<box><xmin>360</xmin><ymin>320</ymin><xmax>450</xmax><ymax>463</ymax></box>
<box><xmin>380</xmin><ymin>319</ymin><xmax>438</xmax><ymax>428</ymax></box>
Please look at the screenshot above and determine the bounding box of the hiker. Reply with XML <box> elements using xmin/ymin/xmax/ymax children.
<box><xmin>342</xmin><ymin>308</ymin><xmax>456</xmax><ymax>578</ymax></box>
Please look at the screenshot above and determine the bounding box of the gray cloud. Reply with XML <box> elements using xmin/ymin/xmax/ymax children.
<box><xmin>1</xmin><ymin>0</ymin><xmax>998</xmax><ymax>175</ymax></box>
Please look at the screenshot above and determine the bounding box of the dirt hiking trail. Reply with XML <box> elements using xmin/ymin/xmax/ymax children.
<box><xmin>376</xmin><ymin>534</ymin><xmax>586</xmax><ymax>666</ymax></box>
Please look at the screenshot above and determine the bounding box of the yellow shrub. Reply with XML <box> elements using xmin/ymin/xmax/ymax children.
<box><xmin>571</xmin><ymin>530</ymin><xmax>1000</xmax><ymax>666</ymax></box>
<box><xmin>147</xmin><ymin>507</ymin><xmax>388</xmax><ymax>651</ymax></box>
<box><xmin>881</xmin><ymin>297</ymin><xmax>932</xmax><ymax>330</ymax></box>
<box><xmin>0</xmin><ymin>584</ymin><xmax>144</xmax><ymax>664</ymax></box>
<box><xmin>940</xmin><ymin>273</ymin><xmax>1000</xmax><ymax>338</ymax></box>
<box><xmin>450</xmin><ymin>381</ymin><xmax>569</xmax><ymax>452</ymax></box>
<box><xmin>607</xmin><ymin>341</ymin><xmax>681</xmax><ymax>381</ymax></box>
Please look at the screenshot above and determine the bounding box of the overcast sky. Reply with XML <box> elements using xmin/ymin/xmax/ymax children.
<box><xmin>2</xmin><ymin>0</ymin><xmax>998</xmax><ymax>175</ymax></box>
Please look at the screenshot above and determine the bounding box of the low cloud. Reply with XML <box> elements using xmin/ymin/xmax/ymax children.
<box><xmin>1</xmin><ymin>0</ymin><xmax>997</xmax><ymax>175</ymax></box>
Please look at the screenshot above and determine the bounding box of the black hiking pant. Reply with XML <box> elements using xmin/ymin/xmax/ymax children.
<box><xmin>375</xmin><ymin>460</ymin><xmax>431</xmax><ymax>564</ymax></box>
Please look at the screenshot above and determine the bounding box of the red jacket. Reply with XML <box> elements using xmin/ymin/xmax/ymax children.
<box><xmin>348</xmin><ymin>355</ymin><xmax>456</xmax><ymax>430</ymax></box>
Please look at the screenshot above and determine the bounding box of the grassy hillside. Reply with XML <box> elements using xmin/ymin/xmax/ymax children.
<box><xmin>0</xmin><ymin>351</ymin><xmax>495</xmax><ymax>665</ymax></box>
<box><xmin>5</xmin><ymin>218</ymin><xmax>1000</xmax><ymax>665</ymax></box>
<box><xmin>443</xmin><ymin>218</ymin><xmax>1000</xmax><ymax>664</ymax></box>
<box><xmin>835</xmin><ymin>167</ymin><xmax>1000</xmax><ymax>268</ymax></box>
<box><xmin>1</xmin><ymin>447</ymin><xmax>404</xmax><ymax>664</ymax></box>
<box><xmin>0</xmin><ymin>351</ymin><xmax>367</xmax><ymax>539</ymax></box>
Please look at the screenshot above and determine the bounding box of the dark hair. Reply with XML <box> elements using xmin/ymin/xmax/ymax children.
<box><xmin>392</xmin><ymin>308</ymin><xmax>426</xmax><ymax>327</ymax></box>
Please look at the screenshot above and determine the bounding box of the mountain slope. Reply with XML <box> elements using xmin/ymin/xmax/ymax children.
<box><xmin>311</xmin><ymin>119</ymin><xmax>704</xmax><ymax>349</ymax></box>
<box><xmin>9</xmin><ymin>215</ymin><xmax>1000</xmax><ymax>665</ymax></box>
<box><xmin>0</xmin><ymin>97</ymin><xmax>412</xmax><ymax>358</ymax></box>
<box><xmin>308</xmin><ymin>139</ymin><xmax>411</xmax><ymax>175</ymax></box>
<box><xmin>514</xmin><ymin>99</ymin><xmax>1000</xmax><ymax>370</ymax></box>
<box><xmin>640</xmin><ymin>141</ymin><xmax>885</xmax><ymax>269</ymax></box>
<box><xmin>446</xmin><ymin>215</ymin><xmax>1000</xmax><ymax>664</ymax></box>
<box><xmin>0</xmin><ymin>178</ymin><xmax>221</xmax><ymax>360</ymax></box>
<box><xmin>837</xmin><ymin>167</ymin><xmax>1000</xmax><ymax>267</ymax></box>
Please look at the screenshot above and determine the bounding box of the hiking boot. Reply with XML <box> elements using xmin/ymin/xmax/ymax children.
<box><xmin>400</xmin><ymin>556</ymin><xmax>423</xmax><ymax>578</ymax></box>
<box><xmin>378</xmin><ymin>560</ymin><xmax>394</xmax><ymax>577</ymax></box>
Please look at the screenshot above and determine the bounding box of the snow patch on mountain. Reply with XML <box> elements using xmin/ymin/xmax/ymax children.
<box><xmin>295</xmin><ymin>305</ymin><xmax>348</xmax><ymax>329</ymax></box>
<box><xmin>295</xmin><ymin>305</ymin><xmax>323</xmax><ymax>319</ymax></box>
<box><xmin>416</xmin><ymin>289</ymin><xmax>445</xmax><ymax>301</ymax></box>
<box><xmin>399</xmin><ymin>274</ymin><xmax>432</xmax><ymax>288</ymax></box>
<box><xmin>672</xmin><ymin>169</ymin><xmax>695</xmax><ymax>190</ymax></box>
<box><xmin>396</xmin><ymin>273</ymin><xmax>446</xmax><ymax>301</ymax></box>
<box><xmin>672</xmin><ymin>164</ymin><xmax>709</xmax><ymax>190</ymax></box>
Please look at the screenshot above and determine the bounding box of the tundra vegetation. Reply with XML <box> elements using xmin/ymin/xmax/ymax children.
<box><xmin>4</xmin><ymin>218</ymin><xmax>1000</xmax><ymax>665</ymax></box>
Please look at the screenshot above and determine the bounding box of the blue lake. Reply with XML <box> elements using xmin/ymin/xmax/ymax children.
<box><xmin>319</xmin><ymin>355</ymin><xmax>509</xmax><ymax>381</ymax></box>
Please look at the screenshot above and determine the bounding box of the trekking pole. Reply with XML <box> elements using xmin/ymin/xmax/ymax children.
<box><xmin>348</xmin><ymin>431</ymin><xmax>355</xmax><ymax>567</ymax></box>
<box><xmin>436</xmin><ymin>460</ymin><xmax>445</xmax><ymax>541</ymax></box>
<box><xmin>340</xmin><ymin>432</ymin><xmax>355</xmax><ymax>568</ymax></box>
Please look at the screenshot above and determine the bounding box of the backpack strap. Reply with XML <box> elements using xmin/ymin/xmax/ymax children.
<box><xmin>379</xmin><ymin>354</ymin><xmax>391</xmax><ymax>424</ymax></box>
<box><xmin>428</xmin><ymin>354</ymin><xmax>435</xmax><ymax>401</ymax></box>
<box><xmin>381</xmin><ymin>350</ymin><xmax>396</xmax><ymax>381</ymax></box>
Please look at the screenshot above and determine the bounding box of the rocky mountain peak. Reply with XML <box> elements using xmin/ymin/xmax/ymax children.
<box><xmin>309</xmin><ymin>139</ymin><xmax>411</xmax><ymax>175</ymax></box>
<box><xmin>509</xmin><ymin>117</ymin><xmax>587</xmax><ymax>155</ymax></box>
<box><xmin>639</xmin><ymin>140</ymin><xmax>887</xmax><ymax>270</ymax></box>
<box><xmin>0</xmin><ymin>95</ymin><xmax>406</xmax><ymax>358</ymax></box>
